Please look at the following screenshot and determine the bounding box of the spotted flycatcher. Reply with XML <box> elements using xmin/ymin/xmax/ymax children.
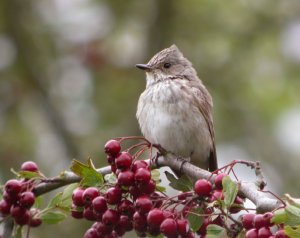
<box><xmin>136</xmin><ymin>45</ymin><xmax>217</xmax><ymax>171</ymax></box>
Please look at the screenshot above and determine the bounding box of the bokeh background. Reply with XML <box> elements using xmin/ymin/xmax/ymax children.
<box><xmin>0</xmin><ymin>0</ymin><xmax>300</xmax><ymax>237</ymax></box>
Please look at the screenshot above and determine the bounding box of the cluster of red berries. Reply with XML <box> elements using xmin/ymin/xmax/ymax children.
<box><xmin>242</xmin><ymin>212</ymin><xmax>288</xmax><ymax>238</ymax></box>
<box><xmin>0</xmin><ymin>161</ymin><xmax>42</xmax><ymax>227</ymax></box>
<box><xmin>70</xmin><ymin>139</ymin><xmax>288</xmax><ymax>238</ymax></box>
<box><xmin>71</xmin><ymin>140</ymin><xmax>196</xmax><ymax>238</ymax></box>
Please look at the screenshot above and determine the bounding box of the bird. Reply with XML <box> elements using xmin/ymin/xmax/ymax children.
<box><xmin>135</xmin><ymin>44</ymin><xmax>217</xmax><ymax>172</ymax></box>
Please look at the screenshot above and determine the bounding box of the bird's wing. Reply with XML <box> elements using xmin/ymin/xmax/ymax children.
<box><xmin>189</xmin><ymin>80</ymin><xmax>218</xmax><ymax>171</ymax></box>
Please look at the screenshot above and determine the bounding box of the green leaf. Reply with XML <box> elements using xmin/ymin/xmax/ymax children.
<box><xmin>272</xmin><ymin>208</ymin><xmax>287</xmax><ymax>224</ymax></box>
<box><xmin>33</xmin><ymin>195</ymin><xmax>43</xmax><ymax>209</ymax></box>
<box><xmin>17</xmin><ymin>171</ymin><xmax>43</xmax><ymax>180</ymax></box>
<box><xmin>155</xmin><ymin>184</ymin><xmax>166</xmax><ymax>192</ymax></box>
<box><xmin>40</xmin><ymin>211</ymin><xmax>67</xmax><ymax>224</ymax></box>
<box><xmin>187</xmin><ymin>207</ymin><xmax>203</xmax><ymax>232</ymax></box>
<box><xmin>285</xmin><ymin>225</ymin><xmax>300</xmax><ymax>238</ymax></box>
<box><xmin>70</xmin><ymin>159</ymin><xmax>104</xmax><ymax>187</ymax></box>
<box><xmin>206</xmin><ymin>224</ymin><xmax>228</xmax><ymax>238</ymax></box>
<box><xmin>222</xmin><ymin>176</ymin><xmax>238</xmax><ymax>209</ymax></box>
<box><xmin>15</xmin><ymin>226</ymin><xmax>22</xmax><ymax>238</ymax></box>
<box><xmin>47</xmin><ymin>192</ymin><xmax>63</xmax><ymax>209</ymax></box>
<box><xmin>164</xmin><ymin>171</ymin><xmax>193</xmax><ymax>192</ymax></box>
<box><xmin>61</xmin><ymin>183</ymin><xmax>78</xmax><ymax>208</ymax></box>
<box><xmin>151</xmin><ymin>169</ymin><xmax>161</xmax><ymax>183</ymax></box>
<box><xmin>285</xmin><ymin>194</ymin><xmax>300</xmax><ymax>209</ymax></box>
<box><xmin>285</xmin><ymin>205</ymin><xmax>300</xmax><ymax>226</ymax></box>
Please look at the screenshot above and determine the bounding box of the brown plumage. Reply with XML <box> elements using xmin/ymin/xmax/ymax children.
<box><xmin>136</xmin><ymin>45</ymin><xmax>217</xmax><ymax>172</ymax></box>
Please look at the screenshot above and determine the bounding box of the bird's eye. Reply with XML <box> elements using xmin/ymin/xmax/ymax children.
<box><xmin>163</xmin><ymin>63</ymin><xmax>171</xmax><ymax>68</ymax></box>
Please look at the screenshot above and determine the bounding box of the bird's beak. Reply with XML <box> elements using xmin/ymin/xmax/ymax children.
<box><xmin>135</xmin><ymin>64</ymin><xmax>151</xmax><ymax>71</ymax></box>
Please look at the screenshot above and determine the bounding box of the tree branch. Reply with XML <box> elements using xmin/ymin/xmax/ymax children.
<box><xmin>33</xmin><ymin>154</ymin><xmax>282</xmax><ymax>213</ymax></box>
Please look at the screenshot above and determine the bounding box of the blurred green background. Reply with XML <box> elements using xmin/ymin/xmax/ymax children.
<box><xmin>0</xmin><ymin>0</ymin><xmax>300</xmax><ymax>237</ymax></box>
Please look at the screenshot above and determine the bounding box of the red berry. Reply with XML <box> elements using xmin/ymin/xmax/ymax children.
<box><xmin>135</xmin><ymin>168</ymin><xmax>151</xmax><ymax>184</ymax></box>
<box><xmin>0</xmin><ymin>199</ymin><xmax>11</xmax><ymax>216</ymax></box>
<box><xmin>72</xmin><ymin>188</ymin><xmax>85</xmax><ymax>207</ymax></box>
<box><xmin>5</xmin><ymin>179</ymin><xmax>22</xmax><ymax>197</ymax></box>
<box><xmin>262</xmin><ymin>212</ymin><xmax>274</xmax><ymax>227</ymax></box>
<box><xmin>177</xmin><ymin>219</ymin><xmax>190</xmax><ymax>236</ymax></box>
<box><xmin>15</xmin><ymin>210</ymin><xmax>30</xmax><ymax>225</ymax></box>
<box><xmin>186</xmin><ymin>231</ymin><xmax>196</xmax><ymax>238</ymax></box>
<box><xmin>275</xmin><ymin>229</ymin><xmax>289</xmax><ymax>238</ymax></box>
<box><xmin>133</xmin><ymin>211</ymin><xmax>147</xmax><ymax>233</ymax></box>
<box><xmin>104</xmin><ymin>140</ymin><xmax>121</xmax><ymax>156</ymax></box>
<box><xmin>111</xmin><ymin>164</ymin><xmax>117</xmax><ymax>173</ymax></box>
<box><xmin>117</xmin><ymin>170</ymin><xmax>135</xmax><ymax>186</ymax></box>
<box><xmin>93</xmin><ymin>221</ymin><xmax>112</xmax><ymax>236</ymax></box>
<box><xmin>151</xmin><ymin>192</ymin><xmax>163</xmax><ymax>208</ymax></box>
<box><xmin>210</xmin><ymin>190</ymin><xmax>224</xmax><ymax>202</ymax></box>
<box><xmin>147</xmin><ymin>208</ymin><xmax>164</xmax><ymax>228</ymax></box>
<box><xmin>160</xmin><ymin>218</ymin><xmax>178</xmax><ymax>237</ymax></box>
<box><xmin>84</xmin><ymin>228</ymin><xmax>98</xmax><ymax>238</ymax></box>
<box><xmin>92</xmin><ymin>196</ymin><xmax>107</xmax><ymax>214</ymax></box>
<box><xmin>241</xmin><ymin>213</ymin><xmax>255</xmax><ymax>230</ymax></box>
<box><xmin>138</xmin><ymin>179</ymin><xmax>156</xmax><ymax>194</ymax></box>
<box><xmin>131</xmin><ymin>160</ymin><xmax>148</xmax><ymax>173</ymax></box>
<box><xmin>194</xmin><ymin>179</ymin><xmax>212</xmax><ymax>197</ymax></box>
<box><xmin>246</xmin><ymin>228</ymin><xmax>258</xmax><ymax>238</ymax></box>
<box><xmin>106</xmin><ymin>155</ymin><xmax>115</xmax><ymax>165</ymax></box>
<box><xmin>118</xmin><ymin>215</ymin><xmax>133</xmax><ymax>231</ymax></box>
<box><xmin>102</xmin><ymin>209</ymin><xmax>119</xmax><ymax>227</ymax></box>
<box><xmin>19</xmin><ymin>191</ymin><xmax>35</xmax><ymax>208</ymax></box>
<box><xmin>214</xmin><ymin>173</ymin><xmax>227</xmax><ymax>189</ymax></box>
<box><xmin>29</xmin><ymin>218</ymin><xmax>42</xmax><ymax>227</ymax></box>
<box><xmin>129</xmin><ymin>185</ymin><xmax>141</xmax><ymax>200</ymax></box>
<box><xmin>21</xmin><ymin>161</ymin><xmax>39</xmax><ymax>172</ymax></box>
<box><xmin>135</xmin><ymin>195</ymin><xmax>153</xmax><ymax>214</ymax></box>
<box><xmin>105</xmin><ymin>231</ymin><xmax>118</xmax><ymax>238</ymax></box>
<box><xmin>163</xmin><ymin>210</ymin><xmax>176</xmax><ymax>219</ymax></box>
<box><xmin>253</xmin><ymin>214</ymin><xmax>266</xmax><ymax>229</ymax></box>
<box><xmin>258</xmin><ymin>227</ymin><xmax>272</xmax><ymax>238</ymax></box>
<box><xmin>114</xmin><ymin>223</ymin><xmax>126</xmax><ymax>237</ymax></box>
<box><xmin>115</xmin><ymin>152</ymin><xmax>132</xmax><ymax>171</ymax></box>
<box><xmin>83</xmin><ymin>187</ymin><xmax>100</xmax><ymax>205</ymax></box>
<box><xmin>148</xmin><ymin>225</ymin><xmax>161</xmax><ymax>236</ymax></box>
<box><xmin>10</xmin><ymin>205</ymin><xmax>27</xmax><ymax>218</ymax></box>
<box><xmin>83</xmin><ymin>206</ymin><xmax>96</xmax><ymax>221</ymax></box>
<box><xmin>117</xmin><ymin>199</ymin><xmax>134</xmax><ymax>217</ymax></box>
<box><xmin>178</xmin><ymin>192</ymin><xmax>191</xmax><ymax>201</ymax></box>
<box><xmin>71</xmin><ymin>207</ymin><xmax>83</xmax><ymax>219</ymax></box>
<box><xmin>105</xmin><ymin>187</ymin><xmax>122</xmax><ymax>205</ymax></box>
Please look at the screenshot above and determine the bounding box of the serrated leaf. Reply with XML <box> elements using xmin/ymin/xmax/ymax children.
<box><xmin>70</xmin><ymin>159</ymin><xmax>104</xmax><ymax>187</ymax></box>
<box><xmin>285</xmin><ymin>194</ymin><xmax>300</xmax><ymax>209</ymax></box>
<box><xmin>285</xmin><ymin>225</ymin><xmax>300</xmax><ymax>238</ymax></box>
<box><xmin>61</xmin><ymin>183</ymin><xmax>78</xmax><ymax>208</ymax></box>
<box><xmin>47</xmin><ymin>192</ymin><xmax>63</xmax><ymax>209</ymax></box>
<box><xmin>187</xmin><ymin>207</ymin><xmax>203</xmax><ymax>232</ymax></box>
<box><xmin>151</xmin><ymin>169</ymin><xmax>161</xmax><ymax>183</ymax></box>
<box><xmin>206</xmin><ymin>224</ymin><xmax>228</xmax><ymax>238</ymax></box>
<box><xmin>155</xmin><ymin>184</ymin><xmax>166</xmax><ymax>192</ymax></box>
<box><xmin>272</xmin><ymin>208</ymin><xmax>287</xmax><ymax>224</ymax></box>
<box><xmin>285</xmin><ymin>205</ymin><xmax>300</xmax><ymax>226</ymax></box>
<box><xmin>40</xmin><ymin>211</ymin><xmax>67</xmax><ymax>224</ymax></box>
<box><xmin>222</xmin><ymin>176</ymin><xmax>238</xmax><ymax>209</ymax></box>
<box><xmin>17</xmin><ymin>171</ymin><xmax>43</xmax><ymax>180</ymax></box>
<box><xmin>165</xmin><ymin>171</ymin><xmax>193</xmax><ymax>192</ymax></box>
